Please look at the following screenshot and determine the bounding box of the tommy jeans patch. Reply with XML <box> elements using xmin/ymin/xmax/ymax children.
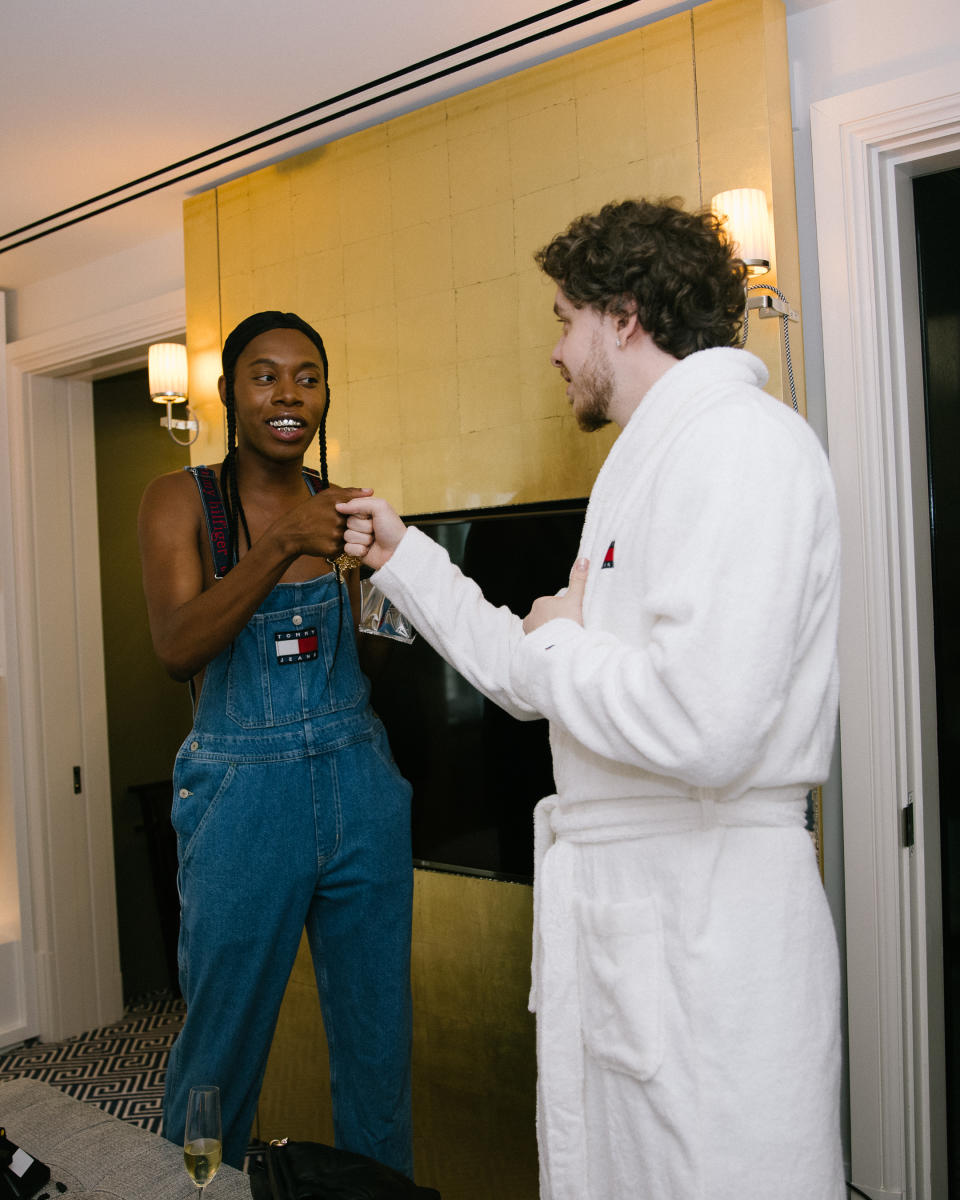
<box><xmin>602</xmin><ymin>540</ymin><xmax>616</xmax><ymax>569</ymax></box>
<box><xmin>274</xmin><ymin>627</ymin><xmax>319</xmax><ymax>663</ymax></box>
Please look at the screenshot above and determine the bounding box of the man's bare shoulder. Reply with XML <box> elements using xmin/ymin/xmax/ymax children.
<box><xmin>140</xmin><ymin>463</ymin><xmax>225</xmax><ymax>511</ymax></box>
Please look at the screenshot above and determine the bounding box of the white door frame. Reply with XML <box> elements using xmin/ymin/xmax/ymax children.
<box><xmin>811</xmin><ymin>64</ymin><xmax>960</xmax><ymax>1200</ymax></box>
<box><xmin>1</xmin><ymin>288</ymin><xmax>186</xmax><ymax>1041</ymax></box>
<box><xmin>0</xmin><ymin>289</ymin><xmax>40</xmax><ymax>1049</ymax></box>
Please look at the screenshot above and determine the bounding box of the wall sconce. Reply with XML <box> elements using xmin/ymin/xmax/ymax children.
<box><xmin>148</xmin><ymin>342</ymin><xmax>199</xmax><ymax>446</ymax></box>
<box><xmin>711</xmin><ymin>188</ymin><xmax>800</xmax><ymax>412</ymax></box>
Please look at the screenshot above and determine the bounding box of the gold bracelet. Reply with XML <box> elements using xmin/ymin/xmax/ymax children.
<box><xmin>326</xmin><ymin>552</ymin><xmax>363</xmax><ymax>573</ymax></box>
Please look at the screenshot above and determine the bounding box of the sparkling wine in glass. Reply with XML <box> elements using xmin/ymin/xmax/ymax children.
<box><xmin>184</xmin><ymin>1085</ymin><xmax>222</xmax><ymax>1194</ymax></box>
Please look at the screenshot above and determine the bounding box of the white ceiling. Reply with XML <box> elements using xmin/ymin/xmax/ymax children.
<box><xmin>0</xmin><ymin>0</ymin><xmax>693</xmax><ymax>293</ymax></box>
<box><xmin>1</xmin><ymin>0</ymin><xmax>828</xmax><ymax>296</ymax></box>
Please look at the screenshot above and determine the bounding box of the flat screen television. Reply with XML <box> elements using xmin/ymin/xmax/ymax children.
<box><xmin>368</xmin><ymin>498</ymin><xmax>588</xmax><ymax>883</ymax></box>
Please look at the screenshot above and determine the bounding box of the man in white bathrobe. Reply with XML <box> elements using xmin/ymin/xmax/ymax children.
<box><xmin>339</xmin><ymin>198</ymin><xmax>845</xmax><ymax>1200</ymax></box>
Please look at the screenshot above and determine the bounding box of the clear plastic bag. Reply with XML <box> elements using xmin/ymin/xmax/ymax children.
<box><xmin>358</xmin><ymin>579</ymin><xmax>416</xmax><ymax>643</ymax></box>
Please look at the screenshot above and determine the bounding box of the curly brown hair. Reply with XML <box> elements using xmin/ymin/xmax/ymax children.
<box><xmin>535</xmin><ymin>198</ymin><xmax>747</xmax><ymax>359</ymax></box>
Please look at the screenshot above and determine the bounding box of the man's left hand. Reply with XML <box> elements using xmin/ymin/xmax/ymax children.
<box><xmin>522</xmin><ymin>557</ymin><xmax>589</xmax><ymax>633</ymax></box>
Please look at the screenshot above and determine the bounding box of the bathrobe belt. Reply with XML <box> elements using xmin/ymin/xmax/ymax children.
<box><xmin>528</xmin><ymin>787</ymin><xmax>809</xmax><ymax>1200</ymax></box>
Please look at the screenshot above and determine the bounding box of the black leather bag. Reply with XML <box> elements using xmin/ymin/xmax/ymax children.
<box><xmin>0</xmin><ymin>1128</ymin><xmax>51</xmax><ymax>1200</ymax></box>
<box><xmin>248</xmin><ymin>1139</ymin><xmax>441</xmax><ymax>1200</ymax></box>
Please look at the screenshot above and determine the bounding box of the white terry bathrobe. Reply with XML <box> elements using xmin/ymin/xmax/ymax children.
<box><xmin>373</xmin><ymin>348</ymin><xmax>845</xmax><ymax>1200</ymax></box>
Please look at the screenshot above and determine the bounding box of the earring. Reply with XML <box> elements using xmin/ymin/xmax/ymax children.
<box><xmin>616</xmin><ymin>336</ymin><xmax>622</xmax><ymax>348</ymax></box>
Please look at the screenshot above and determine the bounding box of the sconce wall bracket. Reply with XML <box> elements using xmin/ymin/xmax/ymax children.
<box><xmin>747</xmin><ymin>293</ymin><xmax>799</xmax><ymax>322</ymax></box>
<box><xmin>158</xmin><ymin>400</ymin><xmax>200</xmax><ymax>446</ymax></box>
<box><xmin>161</xmin><ymin>414</ymin><xmax>199</xmax><ymax>432</ymax></box>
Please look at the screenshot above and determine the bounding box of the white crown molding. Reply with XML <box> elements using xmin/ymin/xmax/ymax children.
<box><xmin>6</xmin><ymin>288</ymin><xmax>186</xmax><ymax>374</ymax></box>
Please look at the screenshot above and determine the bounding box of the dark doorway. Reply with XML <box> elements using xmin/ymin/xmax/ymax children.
<box><xmin>93</xmin><ymin>368</ymin><xmax>193</xmax><ymax>1000</ymax></box>
<box><xmin>914</xmin><ymin>165</ymin><xmax>960</xmax><ymax>1198</ymax></box>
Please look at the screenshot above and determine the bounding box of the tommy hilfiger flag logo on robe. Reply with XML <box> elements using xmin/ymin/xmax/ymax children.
<box><xmin>601</xmin><ymin>541</ymin><xmax>616</xmax><ymax>569</ymax></box>
<box><xmin>275</xmin><ymin>628</ymin><xmax>319</xmax><ymax>663</ymax></box>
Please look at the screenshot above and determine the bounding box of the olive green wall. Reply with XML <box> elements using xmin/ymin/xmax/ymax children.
<box><xmin>93</xmin><ymin>368</ymin><xmax>193</xmax><ymax>999</ymax></box>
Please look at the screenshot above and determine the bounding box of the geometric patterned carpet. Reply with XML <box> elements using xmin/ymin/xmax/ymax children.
<box><xmin>0</xmin><ymin>992</ymin><xmax>185</xmax><ymax>1133</ymax></box>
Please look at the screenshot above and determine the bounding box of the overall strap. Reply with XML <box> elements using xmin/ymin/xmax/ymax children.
<box><xmin>185</xmin><ymin>465</ymin><xmax>232</xmax><ymax>580</ymax></box>
<box><xmin>302</xmin><ymin>466</ymin><xmax>325</xmax><ymax>495</ymax></box>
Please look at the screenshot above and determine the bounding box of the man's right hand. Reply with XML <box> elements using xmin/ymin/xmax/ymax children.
<box><xmin>337</xmin><ymin>497</ymin><xmax>408</xmax><ymax>571</ymax></box>
<box><xmin>285</xmin><ymin>485</ymin><xmax>373</xmax><ymax>560</ymax></box>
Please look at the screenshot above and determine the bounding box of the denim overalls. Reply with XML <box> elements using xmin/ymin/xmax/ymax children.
<box><xmin>162</xmin><ymin>469</ymin><xmax>413</xmax><ymax>1173</ymax></box>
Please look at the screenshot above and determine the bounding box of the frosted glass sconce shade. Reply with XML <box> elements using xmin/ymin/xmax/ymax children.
<box><xmin>711</xmin><ymin>188</ymin><xmax>772</xmax><ymax>276</ymax></box>
<box><xmin>148</xmin><ymin>342</ymin><xmax>188</xmax><ymax>403</ymax></box>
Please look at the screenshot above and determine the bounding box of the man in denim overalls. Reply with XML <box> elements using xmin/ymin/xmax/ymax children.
<box><xmin>138</xmin><ymin>312</ymin><xmax>413</xmax><ymax>1174</ymax></box>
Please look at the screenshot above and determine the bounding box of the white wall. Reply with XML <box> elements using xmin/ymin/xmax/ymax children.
<box><xmin>7</xmin><ymin>228</ymin><xmax>184</xmax><ymax>344</ymax></box>
<box><xmin>787</xmin><ymin>0</ymin><xmax>960</xmax><ymax>443</ymax></box>
<box><xmin>0</xmin><ymin>285</ymin><xmax>22</xmax><ymax>1040</ymax></box>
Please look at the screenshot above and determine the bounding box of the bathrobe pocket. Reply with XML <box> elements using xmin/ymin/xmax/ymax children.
<box><xmin>575</xmin><ymin>893</ymin><xmax>664</xmax><ymax>1081</ymax></box>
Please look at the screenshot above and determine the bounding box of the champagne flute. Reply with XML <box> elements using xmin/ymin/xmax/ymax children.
<box><xmin>183</xmin><ymin>1085</ymin><xmax>222</xmax><ymax>1194</ymax></box>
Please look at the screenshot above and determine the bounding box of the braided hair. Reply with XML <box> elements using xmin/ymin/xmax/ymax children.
<box><xmin>219</xmin><ymin>311</ymin><xmax>331</xmax><ymax>564</ymax></box>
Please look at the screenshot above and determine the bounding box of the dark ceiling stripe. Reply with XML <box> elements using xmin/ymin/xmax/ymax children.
<box><xmin>0</xmin><ymin>0</ymin><xmax>643</xmax><ymax>256</ymax></box>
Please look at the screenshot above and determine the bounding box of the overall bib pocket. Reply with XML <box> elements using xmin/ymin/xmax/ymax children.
<box><xmin>575</xmin><ymin>892</ymin><xmax>664</xmax><ymax>1081</ymax></box>
<box><xmin>225</xmin><ymin>593</ymin><xmax>365</xmax><ymax>728</ymax></box>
